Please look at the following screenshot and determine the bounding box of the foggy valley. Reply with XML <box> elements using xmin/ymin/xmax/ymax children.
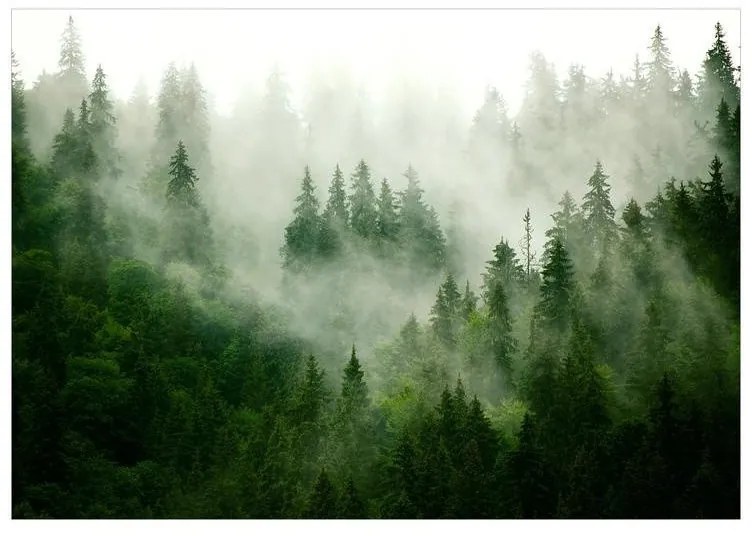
<box><xmin>11</xmin><ymin>9</ymin><xmax>741</xmax><ymax>519</ymax></box>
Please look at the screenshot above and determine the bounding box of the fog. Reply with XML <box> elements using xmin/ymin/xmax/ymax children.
<box><xmin>11</xmin><ymin>8</ymin><xmax>741</xmax><ymax>394</ymax></box>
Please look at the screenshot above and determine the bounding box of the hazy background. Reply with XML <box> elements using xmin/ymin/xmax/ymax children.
<box><xmin>11</xmin><ymin>9</ymin><xmax>740</xmax><ymax>118</ymax></box>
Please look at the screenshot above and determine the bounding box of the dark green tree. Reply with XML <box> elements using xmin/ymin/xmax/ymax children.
<box><xmin>348</xmin><ymin>159</ymin><xmax>377</xmax><ymax>239</ymax></box>
<box><xmin>323</xmin><ymin>164</ymin><xmax>348</xmax><ymax>227</ymax></box>
<box><xmin>282</xmin><ymin>166</ymin><xmax>322</xmax><ymax>271</ymax></box>
<box><xmin>582</xmin><ymin>161</ymin><xmax>617</xmax><ymax>252</ymax></box>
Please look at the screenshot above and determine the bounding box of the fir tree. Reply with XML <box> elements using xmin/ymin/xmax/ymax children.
<box><xmin>323</xmin><ymin>164</ymin><xmax>349</xmax><ymax>227</ymax></box>
<box><xmin>701</xmin><ymin>22</ymin><xmax>739</xmax><ymax>110</ymax></box>
<box><xmin>461</xmin><ymin>280</ymin><xmax>478</xmax><ymax>320</ymax></box>
<box><xmin>166</xmin><ymin>140</ymin><xmax>199</xmax><ymax>206</ymax></box>
<box><xmin>646</xmin><ymin>25</ymin><xmax>674</xmax><ymax>97</ymax></box>
<box><xmin>487</xmin><ymin>279</ymin><xmax>517</xmax><ymax>374</ymax></box>
<box><xmin>521</xmin><ymin>208</ymin><xmax>535</xmax><ymax>281</ymax></box>
<box><xmin>536</xmin><ymin>237</ymin><xmax>574</xmax><ymax>332</ymax></box>
<box><xmin>339</xmin><ymin>345</ymin><xmax>369</xmax><ymax>419</ymax></box>
<box><xmin>582</xmin><ymin>161</ymin><xmax>617</xmax><ymax>252</ymax></box>
<box><xmin>376</xmin><ymin>178</ymin><xmax>399</xmax><ymax>242</ymax></box>
<box><xmin>58</xmin><ymin>16</ymin><xmax>85</xmax><ymax>78</ymax></box>
<box><xmin>282</xmin><ymin>166</ymin><xmax>322</xmax><ymax>271</ymax></box>
<box><xmin>482</xmin><ymin>237</ymin><xmax>524</xmax><ymax>301</ymax></box>
<box><xmin>51</xmin><ymin>108</ymin><xmax>79</xmax><ymax>178</ymax></box>
<box><xmin>306</xmin><ymin>468</ymin><xmax>337</xmax><ymax>518</ymax></box>
<box><xmin>88</xmin><ymin>65</ymin><xmax>119</xmax><ymax>177</ymax></box>
<box><xmin>348</xmin><ymin>160</ymin><xmax>377</xmax><ymax>239</ymax></box>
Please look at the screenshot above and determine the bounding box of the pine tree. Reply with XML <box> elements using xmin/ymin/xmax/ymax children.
<box><xmin>376</xmin><ymin>178</ymin><xmax>399</xmax><ymax>242</ymax></box>
<box><xmin>487</xmin><ymin>279</ymin><xmax>517</xmax><ymax>373</ymax></box>
<box><xmin>51</xmin><ymin>108</ymin><xmax>79</xmax><ymax>178</ymax></box>
<box><xmin>430</xmin><ymin>273</ymin><xmax>461</xmax><ymax>347</ymax></box>
<box><xmin>295</xmin><ymin>355</ymin><xmax>328</xmax><ymax>425</ymax></box>
<box><xmin>306</xmin><ymin>468</ymin><xmax>337</xmax><ymax>518</ymax></box>
<box><xmin>536</xmin><ymin>237</ymin><xmax>574</xmax><ymax>332</ymax></box>
<box><xmin>88</xmin><ymin>65</ymin><xmax>119</xmax><ymax>177</ymax></box>
<box><xmin>74</xmin><ymin>99</ymin><xmax>97</xmax><ymax>178</ymax></box>
<box><xmin>180</xmin><ymin>63</ymin><xmax>210</xmax><ymax>172</ymax></box>
<box><xmin>323</xmin><ymin>164</ymin><xmax>348</xmax><ymax>227</ymax></box>
<box><xmin>521</xmin><ymin>208</ymin><xmax>535</xmax><ymax>281</ymax></box>
<box><xmin>338</xmin><ymin>476</ymin><xmax>366</xmax><ymax>518</ymax></box>
<box><xmin>58</xmin><ymin>16</ymin><xmax>85</xmax><ymax>79</ymax></box>
<box><xmin>701</xmin><ymin>22</ymin><xmax>739</xmax><ymax>110</ymax></box>
<box><xmin>622</xmin><ymin>198</ymin><xmax>645</xmax><ymax>239</ymax></box>
<box><xmin>398</xmin><ymin>165</ymin><xmax>446</xmax><ymax>270</ymax></box>
<box><xmin>282</xmin><ymin>166</ymin><xmax>322</xmax><ymax>271</ymax></box>
<box><xmin>11</xmin><ymin>50</ymin><xmax>28</xmax><ymax>148</ymax></box>
<box><xmin>339</xmin><ymin>345</ymin><xmax>369</xmax><ymax>419</ymax></box>
<box><xmin>166</xmin><ymin>140</ymin><xmax>199</xmax><ymax>206</ymax></box>
<box><xmin>482</xmin><ymin>237</ymin><xmax>524</xmax><ymax>301</ymax></box>
<box><xmin>461</xmin><ymin>280</ymin><xmax>478</xmax><ymax>320</ymax></box>
<box><xmin>544</xmin><ymin>191</ymin><xmax>579</xmax><ymax>259</ymax></box>
<box><xmin>582</xmin><ymin>161</ymin><xmax>617</xmax><ymax>252</ymax></box>
<box><xmin>646</xmin><ymin>25</ymin><xmax>674</xmax><ymax>97</ymax></box>
<box><xmin>155</xmin><ymin>63</ymin><xmax>182</xmax><ymax>159</ymax></box>
<box><xmin>348</xmin><ymin>159</ymin><xmax>377</xmax><ymax>239</ymax></box>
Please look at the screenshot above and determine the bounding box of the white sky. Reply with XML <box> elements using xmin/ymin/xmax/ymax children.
<box><xmin>11</xmin><ymin>9</ymin><xmax>741</xmax><ymax>119</ymax></box>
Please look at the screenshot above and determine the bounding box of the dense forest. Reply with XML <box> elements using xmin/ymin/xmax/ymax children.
<box><xmin>11</xmin><ymin>16</ymin><xmax>740</xmax><ymax>519</ymax></box>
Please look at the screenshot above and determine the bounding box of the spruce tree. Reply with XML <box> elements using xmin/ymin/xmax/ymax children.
<box><xmin>582</xmin><ymin>161</ymin><xmax>617</xmax><ymax>252</ymax></box>
<box><xmin>306</xmin><ymin>469</ymin><xmax>337</xmax><ymax>518</ymax></box>
<box><xmin>166</xmin><ymin>140</ymin><xmax>199</xmax><ymax>206</ymax></box>
<box><xmin>398</xmin><ymin>164</ymin><xmax>446</xmax><ymax>270</ymax></box>
<box><xmin>701</xmin><ymin>22</ymin><xmax>739</xmax><ymax>110</ymax></box>
<box><xmin>348</xmin><ymin>159</ymin><xmax>377</xmax><ymax>239</ymax></box>
<box><xmin>482</xmin><ymin>237</ymin><xmax>524</xmax><ymax>301</ymax></box>
<box><xmin>646</xmin><ymin>25</ymin><xmax>674</xmax><ymax>97</ymax></box>
<box><xmin>282</xmin><ymin>166</ymin><xmax>322</xmax><ymax>271</ymax></box>
<box><xmin>51</xmin><ymin>108</ymin><xmax>79</xmax><ymax>178</ymax></box>
<box><xmin>11</xmin><ymin>50</ymin><xmax>27</xmax><ymax>148</ymax></box>
<box><xmin>339</xmin><ymin>345</ymin><xmax>368</xmax><ymax>419</ymax></box>
<box><xmin>544</xmin><ymin>191</ymin><xmax>579</xmax><ymax>259</ymax></box>
<box><xmin>323</xmin><ymin>164</ymin><xmax>348</xmax><ymax>227</ymax></box>
<box><xmin>58</xmin><ymin>16</ymin><xmax>85</xmax><ymax>79</ymax></box>
<box><xmin>521</xmin><ymin>208</ymin><xmax>535</xmax><ymax>281</ymax></box>
<box><xmin>487</xmin><ymin>279</ymin><xmax>517</xmax><ymax>373</ymax></box>
<box><xmin>461</xmin><ymin>280</ymin><xmax>478</xmax><ymax>320</ymax></box>
<box><xmin>88</xmin><ymin>65</ymin><xmax>119</xmax><ymax>177</ymax></box>
<box><xmin>536</xmin><ymin>236</ymin><xmax>574</xmax><ymax>332</ymax></box>
<box><xmin>376</xmin><ymin>178</ymin><xmax>399</xmax><ymax>242</ymax></box>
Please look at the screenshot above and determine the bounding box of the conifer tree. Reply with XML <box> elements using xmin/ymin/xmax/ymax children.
<box><xmin>544</xmin><ymin>191</ymin><xmax>579</xmax><ymax>259</ymax></box>
<box><xmin>536</xmin><ymin>236</ymin><xmax>574</xmax><ymax>332</ymax></box>
<box><xmin>521</xmin><ymin>208</ymin><xmax>535</xmax><ymax>281</ymax></box>
<box><xmin>398</xmin><ymin>165</ymin><xmax>446</xmax><ymax>270</ymax></box>
<box><xmin>306</xmin><ymin>468</ymin><xmax>337</xmax><ymax>518</ymax></box>
<box><xmin>701</xmin><ymin>22</ymin><xmax>739</xmax><ymax>110</ymax></box>
<box><xmin>282</xmin><ymin>166</ymin><xmax>322</xmax><ymax>271</ymax></box>
<box><xmin>166</xmin><ymin>140</ymin><xmax>199</xmax><ymax>206</ymax></box>
<box><xmin>51</xmin><ymin>108</ymin><xmax>79</xmax><ymax>178</ymax></box>
<box><xmin>58</xmin><ymin>16</ymin><xmax>85</xmax><ymax>79</ymax></box>
<box><xmin>348</xmin><ymin>160</ymin><xmax>377</xmax><ymax>239</ymax></box>
<box><xmin>487</xmin><ymin>279</ymin><xmax>517</xmax><ymax>373</ymax></box>
<box><xmin>646</xmin><ymin>25</ymin><xmax>674</xmax><ymax>97</ymax></box>
<box><xmin>376</xmin><ymin>178</ymin><xmax>399</xmax><ymax>242</ymax></box>
<box><xmin>323</xmin><ymin>164</ymin><xmax>348</xmax><ymax>227</ymax></box>
<box><xmin>88</xmin><ymin>65</ymin><xmax>119</xmax><ymax>177</ymax></box>
<box><xmin>482</xmin><ymin>237</ymin><xmax>524</xmax><ymax>301</ymax></box>
<box><xmin>461</xmin><ymin>280</ymin><xmax>478</xmax><ymax>320</ymax></box>
<box><xmin>338</xmin><ymin>345</ymin><xmax>369</xmax><ymax>419</ymax></box>
<box><xmin>582</xmin><ymin>161</ymin><xmax>617</xmax><ymax>252</ymax></box>
<box><xmin>11</xmin><ymin>50</ymin><xmax>27</xmax><ymax>148</ymax></box>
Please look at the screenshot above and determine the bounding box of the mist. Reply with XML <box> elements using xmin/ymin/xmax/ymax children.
<box><xmin>11</xmin><ymin>8</ymin><xmax>741</xmax><ymax>519</ymax></box>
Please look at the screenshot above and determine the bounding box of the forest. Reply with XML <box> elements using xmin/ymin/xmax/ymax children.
<box><xmin>11</xmin><ymin>15</ymin><xmax>740</xmax><ymax>519</ymax></box>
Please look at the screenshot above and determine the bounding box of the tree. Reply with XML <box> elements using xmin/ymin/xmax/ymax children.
<box><xmin>51</xmin><ymin>108</ymin><xmax>79</xmax><ymax>178</ymax></box>
<box><xmin>58</xmin><ymin>16</ymin><xmax>85</xmax><ymax>79</ymax></box>
<box><xmin>521</xmin><ymin>208</ymin><xmax>535</xmax><ymax>281</ymax></box>
<box><xmin>294</xmin><ymin>355</ymin><xmax>328</xmax><ymax>425</ymax></box>
<box><xmin>461</xmin><ymin>280</ymin><xmax>478</xmax><ymax>320</ymax></box>
<box><xmin>397</xmin><ymin>165</ymin><xmax>446</xmax><ymax>271</ymax></box>
<box><xmin>282</xmin><ymin>166</ymin><xmax>322</xmax><ymax>271</ymax></box>
<box><xmin>348</xmin><ymin>160</ymin><xmax>377</xmax><ymax>239</ymax></box>
<box><xmin>166</xmin><ymin>140</ymin><xmax>199</xmax><ymax>206</ymax></box>
<box><xmin>646</xmin><ymin>25</ymin><xmax>674</xmax><ymax>97</ymax></box>
<box><xmin>88</xmin><ymin>65</ymin><xmax>119</xmax><ymax>177</ymax></box>
<box><xmin>154</xmin><ymin>63</ymin><xmax>182</xmax><ymax>160</ymax></box>
<box><xmin>430</xmin><ymin>273</ymin><xmax>461</xmax><ymax>347</ymax></box>
<box><xmin>622</xmin><ymin>198</ymin><xmax>645</xmax><ymax>240</ymax></box>
<box><xmin>180</xmin><ymin>63</ymin><xmax>211</xmax><ymax>173</ymax></box>
<box><xmin>482</xmin><ymin>237</ymin><xmax>524</xmax><ymax>301</ymax></box>
<box><xmin>700</xmin><ymin>22</ymin><xmax>739</xmax><ymax>111</ymax></box>
<box><xmin>323</xmin><ymin>164</ymin><xmax>349</xmax><ymax>227</ymax></box>
<box><xmin>544</xmin><ymin>191</ymin><xmax>579</xmax><ymax>259</ymax></box>
<box><xmin>338</xmin><ymin>476</ymin><xmax>366</xmax><ymax>518</ymax></box>
<box><xmin>339</xmin><ymin>345</ymin><xmax>369</xmax><ymax>419</ymax></box>
<box><xmin>487</xmin><ymin>279</ymin><xmax>517</xmax><ymax>373</ymax></box>
<box><xmin>376</xmin><ymin>178</ymin><xmax>399</xmax><ymax>242</ymax></box>
<box><xmin>535</xmin><ymin>237</ymin><xmax>574</xmax><ymax>332</ymax></box>
<box><xmin>306</xmin><ymin>468</ymin><xmax>337</xmax><ymax>518</ymax></box>
<box><xmin>581</xmin><ymin>161</ymin><xmax>617</xmax><ymax>252</ymax></box>
<box><xmin>11</xmin><ymin>50</ymin><xmax>28</xmax><ymax>148</ymax></box>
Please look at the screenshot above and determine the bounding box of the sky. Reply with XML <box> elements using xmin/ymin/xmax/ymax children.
<box><xmin>11</xmin><ymin>9</ymin><xmax>741</xmax><ymax>119</ymax></box>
